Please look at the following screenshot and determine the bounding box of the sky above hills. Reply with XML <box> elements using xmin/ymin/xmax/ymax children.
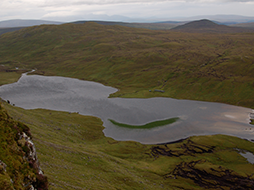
<box><xmin>0</xmin><ymin>0</ymin><xmax>254</xmax><ymax>22</ymax></box>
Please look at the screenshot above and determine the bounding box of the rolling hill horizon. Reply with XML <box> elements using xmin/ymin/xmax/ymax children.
<box><xmin>1</xmin><ymin>16</ymin><xmax>254</xmax><ymax>37</ymax></box>
<box><xmin>1</xmin><ymin>14</ymin><xmax>254</xmax><ymax>28</ymax></box>
<box><xmin>0</xmin><ymin>19</ymin><xmax>62</xmax><ymax>28</ymax></box>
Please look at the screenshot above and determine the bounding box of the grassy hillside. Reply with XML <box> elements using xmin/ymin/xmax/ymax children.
<box><xmin>2</xmin><ymin>101</ymin><xmax>254</xmax><ymax>190</ymax></box>
<box><xmin>0</xmin><ymin>22</ymin><xmax>253</xmax><ymax>108</ymax></box>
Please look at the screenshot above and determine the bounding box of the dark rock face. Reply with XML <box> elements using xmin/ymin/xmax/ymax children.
<box><xmin>0</xmin><ymin>102</ymin><xmax>48</xmax><ymax>190</ymax></box>
<box><xmin>151</xmin><ymin>139</ymin><xmax>254</xmax><ymax>189</ymax></box>
<box><xmin>167</xmin><ymin>160</ymin><xmax>254</xmax><ymax>190</ymax></box>
<box><xmin>18</xmin><ymin>131</ymin><xmax>48</xmax><ymax>190</ymax></box>
<box><xmin>151</xmin><ymin>139</ymin><xmax>215</xmax><ymax>157</ymax></box>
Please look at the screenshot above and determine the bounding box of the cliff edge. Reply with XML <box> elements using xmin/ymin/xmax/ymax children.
<box><xmin>0</xmin><ymin>102</ymin><xmax>48</xmax><ymax>190</ymax></box>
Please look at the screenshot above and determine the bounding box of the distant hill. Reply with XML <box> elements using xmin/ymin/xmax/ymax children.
<box><xmin>0</xmin><ymin>19</ymin><xmax>63</xmax><ymax>36</ymax></box>
<box><xmin>174</xmin><ymin>19</ymin><xmax>218</xmax><ymax>29</ymax></box>
<box><xmin>71</xmin><ymin>20</ymin><xmax>178</xmax><ymax>30</ymax></box>
<box><xmin>171</xmin><ymin>19</ymin><xmax>254</xmax><ymax>33</ymax></box>
<box><xmin>0</xmin><ymin>19</ymin><xmax>63</xmax><ymax>28</ymax></box>
<box><xmin>0</xmin><ymin>27</ymin><xmax>25</xmax><ymax>35</ymax></box>
<box><xmin>171</xmin><ymin>15</ymin><xmax>254</xmax><ymax>25</ymax></box>
<box><xmin>231</xmin><ymin>22</ymin><xmax>254</xmax><ymax>28</ymax></box>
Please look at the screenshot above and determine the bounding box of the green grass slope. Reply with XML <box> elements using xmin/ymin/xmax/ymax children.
<box><xmin>0</xmin><ymin>22</ymin><xmax>253</xmax><ymax>108</ymax></box>
<box><xmin>0</xmin><ymin>65</ymin><xmax>27</xmax><ymax>86</ymax></box>
<box><xmin>2</xmin><ymin>101</ymin><xmax>254</xmax><ymax>189</ymax></box>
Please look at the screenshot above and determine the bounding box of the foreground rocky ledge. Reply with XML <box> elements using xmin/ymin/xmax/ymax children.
<box><xmin>0</xmin><ymin>103</ymin><xmax>48</xmax><ymax>190</ymax></box>
<box><xmin>151</xmin><ymin>139</ymin><xmax>254</xmax><ymax>189</ymax></box>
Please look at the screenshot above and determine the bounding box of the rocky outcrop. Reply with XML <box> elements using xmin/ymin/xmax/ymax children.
<box><xmin>151</xmin><ymin>139</ymin><xmax>254</xmax><ymax>189</ymax></box>
<box><xmin>0</xmin><ymin>103</ymin><xmax>48</xmax><ymax>190</ymax></box>
<box><xmin>0</xmin><ymin>160</ymin><xmax>7</xmax><ymax>172</ymax></box>
<box><xmin>166</xmin><ymin>160</ymin><xmax>254</xmax><ymax>189</ymax></box>
<box><xmin>17</xmin><ymin>131</ymin><xmax>47</xmax><ymax>189</ymax></box>
<box><xmin>151</xmin><ymin>139</ymin><xmax>215</xmax><ymax>157</ymax></box>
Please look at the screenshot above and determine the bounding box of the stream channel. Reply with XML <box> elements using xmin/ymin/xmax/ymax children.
<box><xmin>0</xmin><ymin>73</ymin><xmax>253</xmax><ymax>144</ymax></box>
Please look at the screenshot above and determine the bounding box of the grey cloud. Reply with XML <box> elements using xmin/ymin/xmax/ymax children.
<box><xmin>40</xmin><ymin>0</ymin><xmax>254</xmax><ymax>7</ymax></box>
<box><xmin>60</xmin><ymin>0</ymin><xmax>254</xmax><ymax>3</ymax></box>
<box><xmin>1</xmin><ymin>0</ymin><xmax>253</xmax><ymax>22</ymax></box>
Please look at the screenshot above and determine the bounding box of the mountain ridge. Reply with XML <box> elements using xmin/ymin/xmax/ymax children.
<box><xmin>171</xmin><ymin>19</ymin><xmax>254</xmax><ymax>33</ymax></box>
<box><xmin>0</xmin><ymin>19</ymin><xmax>62</xmax><ymax>28</ymax></box>
<box><xmin>1</xmin><ymin>14</ymin><xmax>254</xmax><ymax>28</ymax></box>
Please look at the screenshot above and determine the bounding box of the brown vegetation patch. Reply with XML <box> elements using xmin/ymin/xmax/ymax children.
<box><xmin>151</xmin><ymin>139</ymin><xmax>215</xmax><ymax>157</ymax></box>
<box><xmin>166</xmin><ymin>160</ymin><xmax>254</xmax><ymax>189</ymax></box>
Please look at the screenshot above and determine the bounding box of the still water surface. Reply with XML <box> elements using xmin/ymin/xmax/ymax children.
<box><xmin>0</xmin><ymin>73</ymin><xmax>253</xmax><ymax>144</ymax></box>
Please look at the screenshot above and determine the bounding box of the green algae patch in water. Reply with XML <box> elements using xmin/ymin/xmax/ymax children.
<box><xmin>109</xmin><ymin>117</ymin><xmax>179</xmax><ymax>129</ymax></box>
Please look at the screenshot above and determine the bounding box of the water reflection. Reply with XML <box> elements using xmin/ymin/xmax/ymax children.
<box><xmin>0</xmin><ymin>73</ymin><xmax>253</xmax><ymax>144</ymax></box>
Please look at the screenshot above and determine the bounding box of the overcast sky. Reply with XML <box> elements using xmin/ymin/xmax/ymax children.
<box><xmin>0</xmin><ymin>0</ymin><xmax>254</xmax><ymax>22</ymax></box>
